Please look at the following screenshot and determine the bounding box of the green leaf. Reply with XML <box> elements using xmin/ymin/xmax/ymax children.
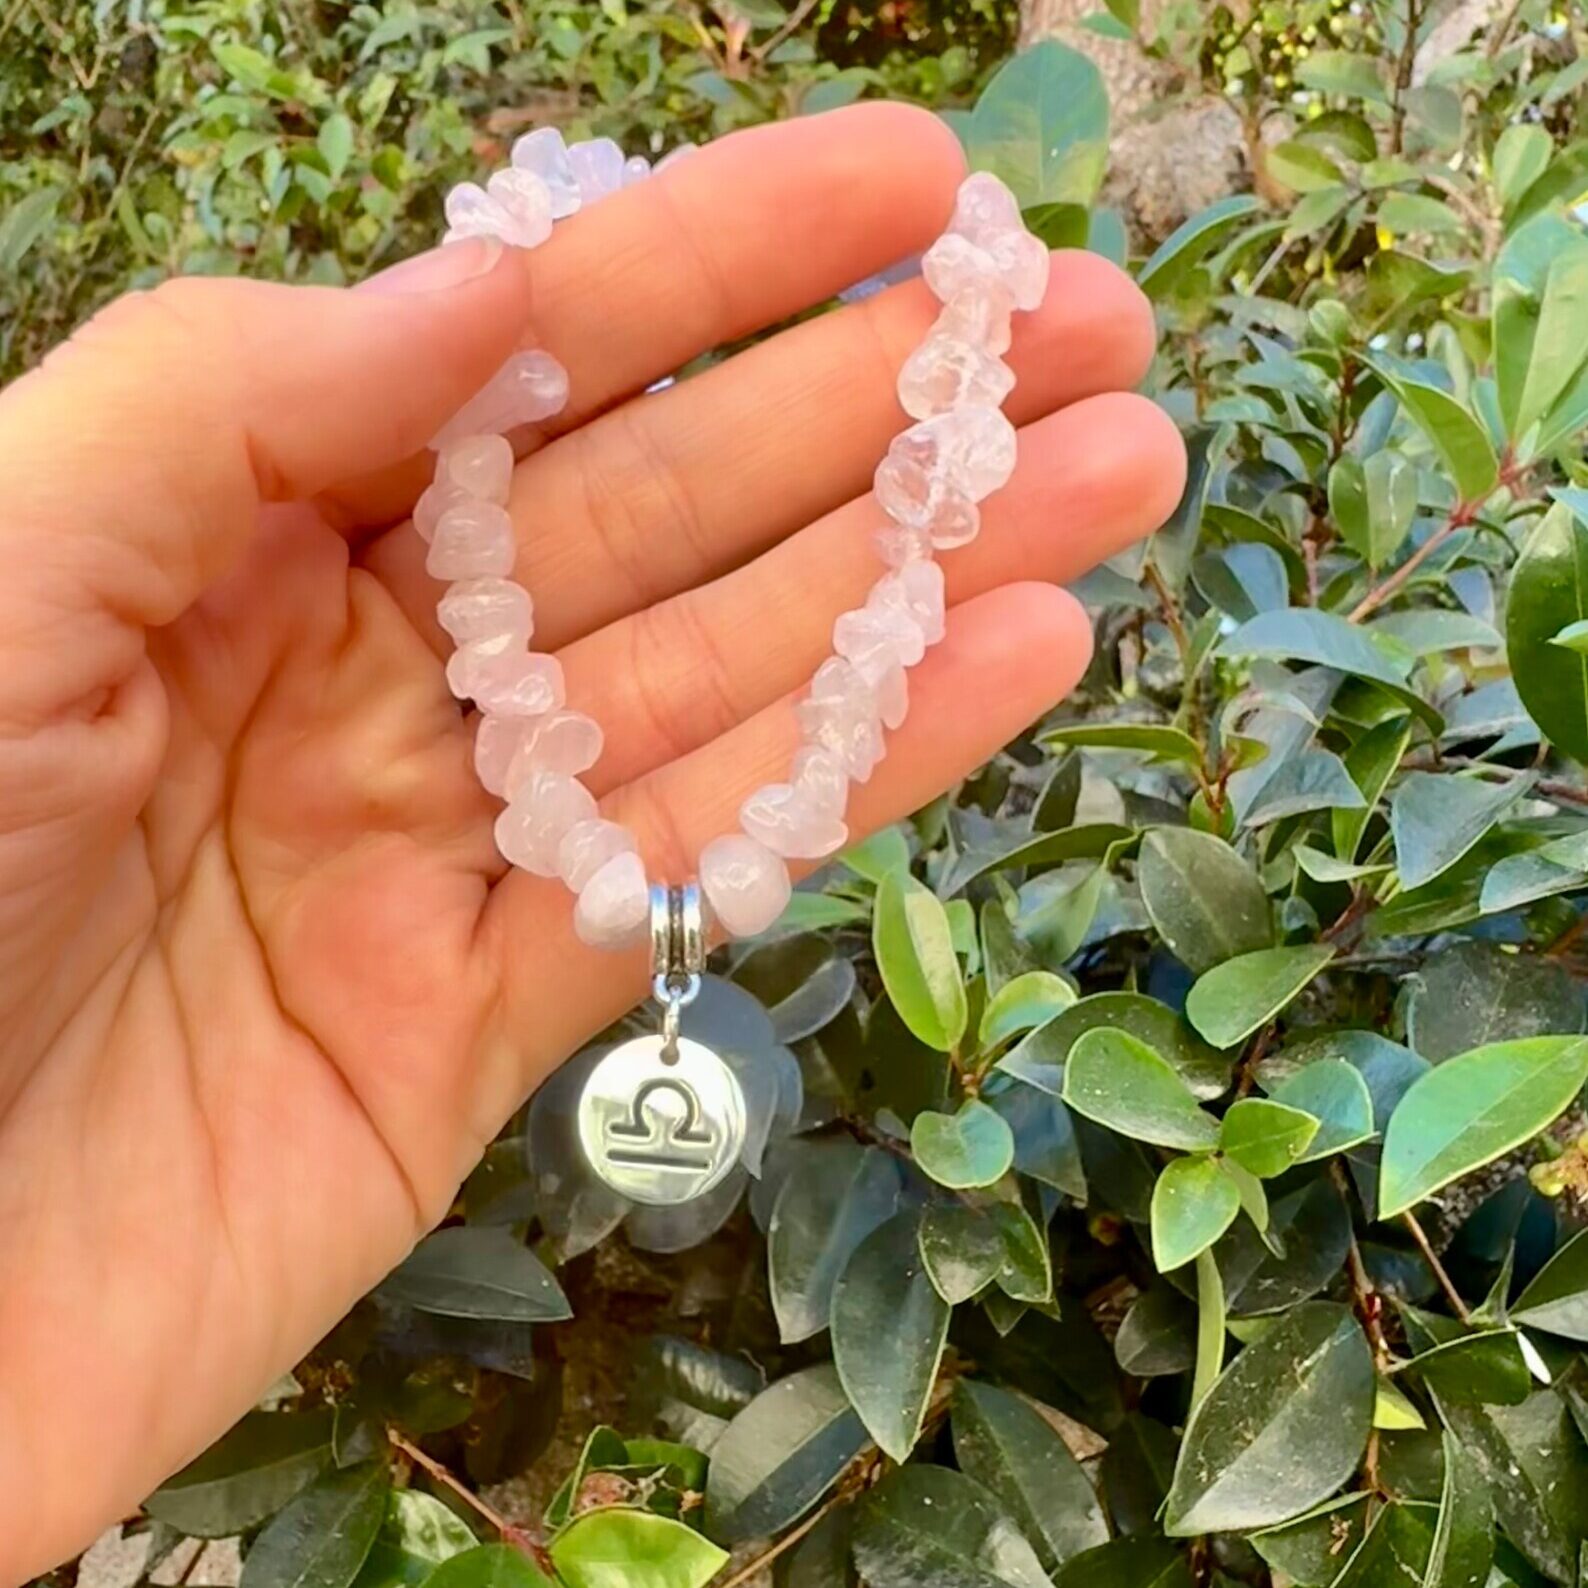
<box><xmin>966</xmin><ymin>40</ymin><xmax>1109</xmax><ymax>208</ymax></box>
<box><xmin>317</xmin><ymin>112</ymin><xmax>355</xmax><ymax>180</ymax></box>
<box><xmin>1370</xmin><ymin>610</ymin><xmax>1502</xmax><ymax>655</ymax></box>
<box><xmin>1052</xmin><ymin>1539</ymin><xmax>1192</xmax><ymax>1587</ymax></box>
<box><xmin>550</xmin><ymin>1511</ymin><xmax>728</xmax><ymax>1588</ymax></box>
<box><xmin>978</xmin><ymin>971</ymin><xmax>1077</xmax><ymax>1048</ymax></box>
<box><xmin>1333</xmin><ymin>451</ymin><xmax>1419</xmax><ymax>570</ymax></box>
<box><xmin>1494</xmin><ymin>124</ymin><xmax>1553</xmax><ymax>210</ymax></box>
<box><xmin>1373</xmin><ymin>1381</ymin><xmax>1424</xmax><ymax>1431</ymax></box>
<box><xmin>911</xmin><ymin>1100</ymin><xmax>1015</xmax><ymax>1189</ymax></box>
<box><xmin>1378</xmin><ymin>1036</ymin><xmax>1588</xmax><ymax>1217</ymax></box>
<box><xmin>1267</xmin><ymin>1060</ymin><xmax>1375</xmax><ymax>1161</ymax></box>
<box><xmin>1268</xmin><ymin>140</ymin><xmax>1345</xmax><ymax>193</ymax></box>
<box><xmin>1296</xmin><ymin>49</ymin><xmax>1389</xmax><ymax>104</ymax></box>
<box><xmin>704</xmin><ymin>1364</ymin><xmax>867</xmax><ymax>1543</ymax></box>
<box><xmin>1334</xmin><ymin>717</ymin><xmax>1412</xmax><ymax>864</ymax></box>
<box><xmin>1136</xmin><ymin>828</ymin><xmax>1273</xmax><ymax>975</ymax></box>
<box><xmin>952</xmin><ymin>1381</ymin><xmax>1107</xmax><ymax>1570</ymax></box>
<box><xmin>1504</xmin><ymin>242</ymin><xmax>1588</xmax><ymax>443</ymax></box>
<box><xmin>1251</xmin><ymin>1495</ymin><xmax>1372</xmax><ymax>1586</ymax></box>
<box><xmin>768</xmin><ymin>1140</ymin><xmax>899</xmax><ymax>1344</ymax></box>
<box><xmin>1063</xmin><ymin>1028</ymin><xmax>1217</xmax><ymax>1150</ymax></box>
<box><xmin>1405</xmin><ymin>939</ymin><xmax>1584</xmax><ymax>1061</ymax></box>
<box><xmin>852</xmin><ymin>1465</ymin><xmax>1049</xmax><ymax>1588</ymax></box>
<box><xmin>1164</xmin><ymin>1303</ymin><xmax>1374</xmax><ymax>1535</ymax></box>
<box><xmin>239</xmin><ymin>1462</ymin><xmax>388</xmax><ymax>1588</ymax></box>
<box><xmin>1137</xmin><ymin>194</ymin><xmax>1264</xmax><ymax>300</ymax></box>
<box><xmin>842</xmin><ymin>824</ymin><xmax>910</xmax><ymax>883</ymax></box>
<box><xmin>1425</xmin><ymin>1428</ymin><xmax>1494</xmax><ymax>1588</ymax></box>
<box><xmin>1511</xmin><ymin>1229</ymin><xmax>1588</xmax><ymax>1341</ymax></box>
<box><xmin>1507</xmin><ymin>501</ymin><xmax>1588</xmax><ymax>762</ymax></box>
<box><xmin>378</xmin><ymin>1227</ymin><xmax>570</xmax><ymax>1323</ymax></box>
<box><xmin>1000</xmin><ymin>991</ymin><xmax>1232</xmax><ymax>1101</ymax></box>
<box><xmin>873</xmin><ymin>868</ymin><xmax>968</xmax><ymax>1051</ymax></box>
<box><xmin>1040</xmin><ymin>721</ymin><xmax>1203</xmax><ymax>765</ymax></box>
<box><xmin>1192</xmin><ymin>1249</ymin><xmax>1227</xmax><ymax>1413</ymax></box>
<box><xmin>1391</xmin><ymin>772</ymin><xmax>1529</xmax><ymax>891</ymax></box>
<box><xmin>1359</xmin><ymin>357</ymin><xmax>1499</xmax><ymax>502</ymax></box>
<box><xmin>986</xmin><ymin>1203</ymin><xmax>1052</xmax><ymax>1303</ymax></box>
<box><xmin>919</xmin><ymin>1203</ymin><xmax>1007</xmax><ymax>1304</ymax></box>
<box><xmin>1332</xmin><ymin>1506</ymin><xmax>1437</xmax><ymax>1585</ymax></box>
<box><xmin>1184</xmin><ymin>945</ymin><xmax>1336</xmax><ymax>1049</ymax></box>
<box><xmin>353</xmin><ymin>1491</ymin><xmax>477</xmax><ymax>1588</ymax></box>
<box><xmin>145</xmin><ymin>1411</ymin><xmax>335</xmax><ymax>1537</ymax></box>
<box><xmin>832</xmin><ymin>1211</ymin><xmax>949</xmax><ymax>1461</ymax></box>
<box><xmin>1437</xmin><ymin>1391</ymin><xmax>1588</xmax><ymax>1583</ymax></box>
<box><xmin>0</xmin><ymin>185</ymin><xmax>62</xmax><ymax>272</ymax></box>
<box><xmin>1220</xmin><ymin>1098</ymin><xmax>1320</xmax><ymax>1178</ymax></box>
<box><xmin>1221</xmin><ymin>608</ymin><xmax>1410</xmax><ymax>689</ymax></box>
<box><xmin>1151</xmin><ymin>1156</ymin><xmax>1241</xmax><ymax>1271</ymax></box>
<box><xmin>1403</xmin><ymin>1323</ymin><xmax>1531</xmax><ymax>1408</ymax></box>
<box><xmin>421</xmin><ymin>1548</ymin><xmax>556</xmax><ymax>1588</ymax></box>
<box><xmin>1377</xmin><ymin>193</ymin><xmax>1463</xmax><ymax>237</ymax></box>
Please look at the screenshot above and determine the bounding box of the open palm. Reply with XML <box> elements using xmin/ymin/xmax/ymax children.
<box><xmin>0</xmin><ymin>104</ymin><xmax>1182</xmax><ymax>1577</ymax></box>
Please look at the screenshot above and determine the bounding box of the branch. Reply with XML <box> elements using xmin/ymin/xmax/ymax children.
<box><xmin>1388</xmin><ymin>0</ymin><xmax>1424</xmax><ymax>156</ymax></box>
<box><xmin>388</xmin><ymin>1430</ymin><xmax>539</xmax><ymax>1552</ymax></box>
<box><xmin>1347</xmin><ymin>508</ymin><xmax>1470</xmax><ymax>623</ymax></box>
<box><xmin>1401</xmin><ymin>1212</ymin><xmax>1470</xmax><ymax>1322</ymax></box>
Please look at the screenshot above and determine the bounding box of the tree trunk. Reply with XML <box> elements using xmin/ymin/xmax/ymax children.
<box><xmin>1018</xmin><ymin>0</ymin><xmax>1250</xmax><ymax>243</ymax></box>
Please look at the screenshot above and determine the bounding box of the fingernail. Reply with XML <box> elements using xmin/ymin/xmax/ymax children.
<box><xmin>357</xmin><ymin>237</ymin><xmax>505</xmax><ymax>296</ymax></box>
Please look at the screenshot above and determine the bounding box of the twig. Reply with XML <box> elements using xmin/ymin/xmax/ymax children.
<box><xmin>750</xmin><ymin>0</ymin><xmax>821</xmax><ymax>64</ymax></box>
<box><xmin>1401</xmin><ymin>1212</ymin><xmax>1470</xmax><ymax>1322</ymax></box>
<box><xmin>716</xmin><ymin>1487</ymin><xmax>851</xmax><ymax>1588</ymax></box>
<box><xmin>1334</xmin><ymin>1164</ymin><xmax>1388</xmax><ymax>1496</ymax></box>
<box><xmin>1486</xmin><ymin>0</ymin><xmax>1527</xmax><ymax>59</ymax></box>
<box><xmin>1347</xmin><ymin>510</ymin><xmax>1470</xmax><ymax>622</ymax></box>
<box><xmin>1388</xmin><ymin>0</ymin><xmax>1424</xmax><ymax>156</ymax></box>
<box><xmin>388</xmin><ymin>1430</ymin><xmax>535</xmax><ymax>1548</ymax></box>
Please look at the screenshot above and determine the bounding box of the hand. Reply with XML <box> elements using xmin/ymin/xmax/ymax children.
<box><xmin>0</xmin><ymin>103</ymin><xmax>1182</xmax><ymax>1576</ymax></box>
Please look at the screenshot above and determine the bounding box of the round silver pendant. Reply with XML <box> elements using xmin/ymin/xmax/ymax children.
<box><xmin>577</xmin><ymin>1033</ymin><xmax>747</xmax><ymax>1206</ymax></box>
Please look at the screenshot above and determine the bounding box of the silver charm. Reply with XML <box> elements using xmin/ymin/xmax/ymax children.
<box><xmin>577</xmin><ymin>884</ymin><xmax>747</xmax><ymax>1206</ymax></box>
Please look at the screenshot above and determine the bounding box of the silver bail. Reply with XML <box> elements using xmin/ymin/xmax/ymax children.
<box><xmin>650</xmin><ymin>883</ymin><xmax>704</xmax><ymax>1058</ymax></box>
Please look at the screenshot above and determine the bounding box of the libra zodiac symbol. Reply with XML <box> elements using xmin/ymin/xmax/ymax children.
<box><xmin>602</xmin><ymin>1077</ymin><xmax>716</xmax><ymax>1172</ymax></box>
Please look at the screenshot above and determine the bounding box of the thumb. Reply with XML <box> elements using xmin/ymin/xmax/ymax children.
<box><xmin>0</xmin><ymin>239</ymin><xmax>531</xmax><ymax>720</ymax></box>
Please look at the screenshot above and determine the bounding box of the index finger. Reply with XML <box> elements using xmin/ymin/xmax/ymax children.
<box><xmin>329</xmin><ymin>103</ymin><xmax>966</xmax><ymax>528</ymax></box>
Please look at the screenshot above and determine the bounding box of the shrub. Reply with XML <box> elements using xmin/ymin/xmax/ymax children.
<box><xmin>17</xmin><ymin>3</ymin><xmax>1588</xmax><ymax>1587</ymax></box>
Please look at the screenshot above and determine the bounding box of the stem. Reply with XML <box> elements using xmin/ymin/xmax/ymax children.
<box><xmin>716</xmin><ymin>1488</ymin><xmax>850</xmax><ymax>1588</ymax></box>
<box><xmin>749</xmin><ymin>0</ymin><xmax>821</xmax><ymax>64</ymax></box>
<box><xmin>1388</xmin><ymin>0</ymin><xmax>1423</xmax><ymax>156</ymax></box>
<box><xmin>1401</xmin><ymin>1212</ymin><xmax>1470</xmax><ymax>1323</ymax></box>
<box><xmin>388</xmin><ymin>1430</ymin><xmax>535</xmax><ymax>1549</ymax></box>
<box><xmin>1334</xmin><ymin>1164</ymin><xmax>1388</xmax><ymax>1496</ymax></box>
<box><xmin>1347</xmin><ymin>509</ymin><xmax>1470</xmax><ymax>622</ymax></box>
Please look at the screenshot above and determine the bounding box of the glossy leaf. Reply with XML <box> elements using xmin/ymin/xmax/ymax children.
<box><xmin>1152</xmin><ymin>1156</ymin><xmax>1241</xmax><ymax>1272</ymax></box>
<box><xmin>354</xmin><ymin>1491</ymin><xmax>477</xmax><ymax>1588</ymax></box>
<box><xmin>1184</xmin><ymin>944</ymin><xmax>1336</xmax><ymax>1049</ymax></box>
<box><xmin>978</xmin><ymin>971</ymin><xmax>1077</xmax><ymax>1048</ymax></box>
<box><xmin>768</xmin><ymin>1140</ymin><xmax>900</xmax><ymax>1343</ymax></box>
<box><xmin>1404</xmin><ymin>939</ymin><xmax>1584</xmax><ymax>1062</ymax></box>
<box><xmin>1334</xmin><ymin>717</ymin><xmax>1412</xmax><ymax>863</ymax></box>
<box><xmin>1391</xmin><ymin>772</ymin><xmax>1529</xmax><ymax>891</ymax></box>
<box><xmin>704</xmin><ymin>1363</ymin><xmax>866</xmax><ymax>1543</ymax></box>
<box><xmin>145</xmin><ymin>1411</ymin><xmax>335</xmax><ymax>1537</ymax></box>
<box><xmin>852</xmin><ymin>1464</ymin><xmax>1049</xmax><ymax>1588</ymax></box>
<box><xmin>919</xmin><ymin>1202</ymin><xmax>1006</xmax><ymax>1304</ymax></box>
<box><xmin>1041</xmin><ymin>721</ymin><xmax>1203</xmax><ymax>765</ymax></box>
<box><xmin>831</xmin><ymin>1211</ymin><xmax>949</xmax><ymax>1461</ymax></box>
<box><xmin>1511</xmin><ymin>1229</ymin><xmax>1588</xmax><ymax>1340</ymax></box>
<box><xmin>1136</xmin><ymin>827</ymin><xmax>1273</xmax><ymax>974</ymax></box>
<box><xmin>1219</xmin><ymin>1098</ymin><xmax>1319</xmax><ymax>1178</ymax></box>
<box><xmin>421</xmin><ymin>1549</ymin><xmax>556</xmax><ymax>1588</ymax></box>
<box><xmin>967</xmin><ymin>39</ymin><xmax>1109</xmax><ymax>207</ymax></box>
<box><xmin>378</xmin><ymin>1227</ymin><xmax>570</xmax><ymax>1323</ymax></box>
<box><xmin>1507</xmin><ymin>500</ymin><xmax>1588</xmax><ymax>763</ymax></box>
<box><xmin>1267</xmin><ymin>1060</ymin><xmax>1375</xmax><ymax>1161</ymax></box>
<box><xmin>911</xmin><ymin>1099</ymin><xmax>1015</xmax><ymax>1189</ymax></box>
<box><xmin>952</xmin><ymin>1380</ymin><xmax>1107</xmax><ymax>1569</ymax></box>
<box><xmin>873</xmin><ymin>867</ymin><xmax>968</xmax><ymax>1051</ymax></box>
<box><xmin>1164</xmin><ymin>1303</ymin><xmax>1374</xmax><ymax>1535</ymax></box>
<box><xmin>550</xmin><ymin>1510</ymin><xmax>728</xmax><ymax>1588</ymax></box>
<box><xmin>1425</xmin><ymin>1428</ymin><xmax>1494</xmax><ymax>1588</ymax></box>
<box><xmin>1137</xmin><ymin>193</ymin><xmax>1263</xmax><ymax>300</ymax></box>
<box><xmin>1360</xmin><ymin>356</ymin><xmax>1499</xmax><ymax>502</ymax></box>
<box><xmin>1378</xmin><ymin>1036</ymin><xmax>1588</xmax><ymax>1217</ymax></box>
<box><xmin>238</xmin><ymin>1461</ymin><xmax>388</xmax><ymax>1588</ymax></box>
<box><xmin>1063</xmin><ymin>1027</ymin><xmax>1217</xmax><ymax>1150</ymax></box>
<box><xmin>1222</xmin><ymin>608</ymin><xmax>1410</xmax><ymax>690</ymax></box>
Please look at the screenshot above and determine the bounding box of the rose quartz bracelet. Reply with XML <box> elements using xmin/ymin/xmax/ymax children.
<box><xmin>419</xmin><ymin>130</ymin><xmax>1047</xmax><ymax>951</ymax></box>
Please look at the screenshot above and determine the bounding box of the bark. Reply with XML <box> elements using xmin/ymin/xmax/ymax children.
<box><xmin>1017</xmin><ymin>0</ymin><xmax>1252</xmax><ymax>242</ymax></box>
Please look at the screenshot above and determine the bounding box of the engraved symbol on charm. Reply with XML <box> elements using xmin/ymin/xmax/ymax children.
<box><xmin>604</xmin><ymin>1077</ymin><xmax>715</xmax><ymax>1171</ymax></box>
<box><xmin>576</xmin><ymin>881</ymin><xmax>748</xmax><ymax>1206</ymax></box>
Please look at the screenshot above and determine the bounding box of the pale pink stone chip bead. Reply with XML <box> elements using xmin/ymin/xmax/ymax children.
<box><xmin>739</xmin><ymin>782</ymin><xmax>847</xmax><ymax>860</ymax></box>
<box><xmin>700</xmin><ymin>834</ymin><xmax>792</xmax><ymax>940</ymax></box>
<box><xmin>558</xmin><ymin>818</ymin><xmax>637</xmax><ymax>892</ymax></box>
<box><xmin>574</xmin><ymin>851</ymin><xmax>651</xmax><ymax>948</ymax></box>
<box><xmin>495</xmin><ymin>770</ymin><xmax>598</xmax><ymax>876</ymax></box>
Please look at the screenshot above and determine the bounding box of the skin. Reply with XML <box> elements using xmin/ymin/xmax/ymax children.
<box><xmin>0</xmin><ymin>103</ymin><xmax>1183</xmax><ymax>1577</ymax></box>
